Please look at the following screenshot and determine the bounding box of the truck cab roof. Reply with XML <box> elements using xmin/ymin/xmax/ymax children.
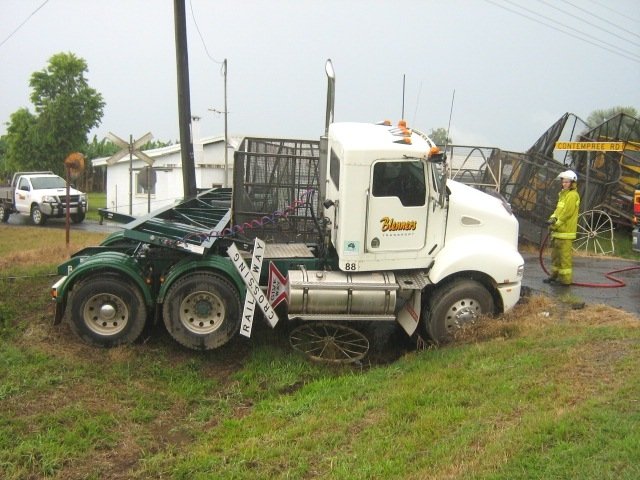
<box><xmin>329</xmin><ymin>122</ymin><xmax>437</xmax><ymax>163</ymax></box>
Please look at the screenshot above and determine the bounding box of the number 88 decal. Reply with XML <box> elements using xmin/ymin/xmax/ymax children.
<box><xmin>344</xmin><ymin>262</ymin><xmax>357</xmax><ymax>271</ymax></box>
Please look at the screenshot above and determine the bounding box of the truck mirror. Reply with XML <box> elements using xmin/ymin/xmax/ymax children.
<box><xmin>429</xmin><ymin>152</ymin><xmax>446</xmax><ymax>164</ymax></box>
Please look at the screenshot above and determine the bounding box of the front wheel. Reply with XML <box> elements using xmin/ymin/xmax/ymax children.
<box><xmin>31</xmin><ymin>205</ymin><xmax>47</xmax><ymax>225</ymax></box>
<box><xmin>162</xmin><ymin>273</ymin><xmax>241</xmax><ymax>350</ymax></box>
<box><xmin>68</xmin><ymin>275</ymin><xmax>147</xmax><ymax>347</ymax></box>
<box><xmin>71</xmin><ymin>212</ymin><xmax>86</xmax><ymax>223</ymax></box>
<box><xmin>422</xmin><ymin>279</ymin><xmax>494</xmax><ymax>344</ymax></box>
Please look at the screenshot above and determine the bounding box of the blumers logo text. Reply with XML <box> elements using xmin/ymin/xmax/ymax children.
<box><xmin>380</xmin><ymin>216</ymin><xmax>417</xmax><ymax>232</ymax></box>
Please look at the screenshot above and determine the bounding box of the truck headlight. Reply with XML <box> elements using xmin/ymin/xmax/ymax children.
<box><xmin>80</xmin><ymin>195</ymin><xmax>87</xmax><ymax>203</ymax></box>
<box><xmin>517</xmin><ymin>264</ymin><xmax>524</xmax><ymax>278</ymax></box>
<box><xmin>42</xmin><ymin>195</ymin><xmax>57</xmax><ymax>203</ymax></box>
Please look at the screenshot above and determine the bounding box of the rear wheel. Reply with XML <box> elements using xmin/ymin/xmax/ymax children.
<box><xmin>68</xmin><ymin>275</ymin><xmax>147</xmax><ymax>347</ymax></box>
<box><xmin>31</xmin><ymin>205</ymin><xmax>47</xmax><ymax>225</ymax></box>
<box><xmin>162</xmin><ymin>273</ymin><xmax>241</xmax><ymax>350</ymax></box>
<box><xmin>423</xmin><ymin>279</ymin><xmax>494</xmax><ymax>344</ymax></box>
<box><xmin>0</xmin><ymin>204</ymin><xmax>10</xmax><ymax>223</ymax></box>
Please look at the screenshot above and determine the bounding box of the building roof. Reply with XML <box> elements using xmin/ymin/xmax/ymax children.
<box><xmin>91</xmin><ymin>135</ymin><xmax>243</xmax><ymax>167</ymax></box>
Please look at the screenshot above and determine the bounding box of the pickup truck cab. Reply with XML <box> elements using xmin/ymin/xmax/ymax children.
<box><xmin>0</xmin><ymin>171</ymin><xmax>88</xmax><ymax>225</ymax></box>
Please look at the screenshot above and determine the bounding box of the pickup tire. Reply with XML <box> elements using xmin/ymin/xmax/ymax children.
<box><xmin>68</xmin><ymin>274</ymin><xmax>147</xmax><ymax>347</ymax></box>
<box><xmin>71</xmin><ymin>212</ymin><xmax>86</xmax><ymax>223</ymax></box>
<box><xmin>31</xmin><ymin>204</ymin><xmax>47</xmax><ymax>225</ymax></box>
<box><xmin>162</xmin><ymin>273</ymin><xmax>241</xmax><ymax>350</ymax></box>
<box><xmin>423</xmin><ymin>279</ymin><xmax>494</xmax><ymax>344</ymax></box>
<box><xmin>0</xmin><ymin>204</ymin><xmax>10</xmax><ymax>223</ymax></box>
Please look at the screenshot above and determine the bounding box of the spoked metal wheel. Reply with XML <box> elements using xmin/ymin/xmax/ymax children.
<box><xmin>289</xmin><ymin>323</ymin><xmax>370</xmax><ymax>363</ymax></box>
<box><xmin>573</xmin><ymin>209</ymin><xmax>615</xmax><ymax>255</ymax></box>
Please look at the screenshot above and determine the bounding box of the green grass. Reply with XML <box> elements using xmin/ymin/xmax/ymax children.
<box><xmin>614</xmin><ymin>228</ymin><xmax>640</xmax><ymax>261</ymax></box>
<box><xmin>1</xmin><ymin>228</ymin><xmax>639</xmax><ymax>479</ymax></box>
<box><xmin>86</xmin><ymin>192</ymin><xmax>106</xmax><ymax>222</ymax></box>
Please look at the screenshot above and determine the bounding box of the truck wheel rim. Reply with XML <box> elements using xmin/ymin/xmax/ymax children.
<box><xmin>178</xmin><ymin>291</ymin><xmax>225</xmax><ymax>334</ymax></box>
<box><xmin>33</xmin><ymin>209</ymin><xmax>41</xmax><ymax>223</ymax></box>
<box><xmin>444</xmin><ymin>298</ymin><xmax>482</xmax><ymax>331</ymax></box>
<box><xmin>83</xmin><ymin>293</ymin><xmax>129</xmax><ymax>335</ymax></box>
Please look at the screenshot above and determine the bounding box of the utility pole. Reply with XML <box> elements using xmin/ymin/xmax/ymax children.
<box><xmin>173</xmin><ymin>0</ymin><xmax>197</xmax><ymax>198</ymax></box>
<box><xmin>223</xmin><ymin>58</ymin><xmax>229</xmax><ymax>187</ymax></box>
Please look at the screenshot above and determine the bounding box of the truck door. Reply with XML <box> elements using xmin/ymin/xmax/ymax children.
<box><xmin>14</xmin><ymin>177</ymin><xmax>31</xmax><ymax>213</ymax></box>
<box><xmin>366</xmin><ymin>160</ymin><xmax>429</xmax><ymax>252</ymax></box>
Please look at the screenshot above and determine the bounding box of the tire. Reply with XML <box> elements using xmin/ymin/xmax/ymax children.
<box><xmin>423</xmin><ymin>279</ymin><xmax>494</xmax><ymax>344</ymax></box>
<box><xmin>68</xmin><ymin>275</ymin><xmax>147</xmax><ymax>347</ymax></box>
<box><xmin>71</xmin><ymin>212</ymin><xmax>86</xmax><ymax>223</ymax></box>
<box><xmin>0</xmin><ymin>204</ymin><xmax>10</xmax><ymax>223</ymax></box>
<box><xmin>162</xmin><ymin>273</ymin><xmax>241</xmax><ymax>350</ymax></box>
<box><xmin>31</xmin><ymin>205</ymin><xmax>47</xmax><ymax>225</ymax></box>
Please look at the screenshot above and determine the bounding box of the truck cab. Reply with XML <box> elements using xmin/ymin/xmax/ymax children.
<box><xmin>317</xmin><ymin>120</ymin><xmax>524</xmax><ymax>340</ymax></box>
<box><xmin>324</xmin><ymin>122</ymin><xmax>447</xmax><ymax>272</ymax></box>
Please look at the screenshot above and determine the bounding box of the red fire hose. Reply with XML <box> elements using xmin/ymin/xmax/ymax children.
<box><xmin>538</xmin><ymin>231</ymin><xmax>640</xmax><ymax>288</ymax></box>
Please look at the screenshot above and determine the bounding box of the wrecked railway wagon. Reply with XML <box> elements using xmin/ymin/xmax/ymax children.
<box><xmin>446</xmin><ymin>112</ymin><xmax>640</xmax><ymax>254</ymax></box>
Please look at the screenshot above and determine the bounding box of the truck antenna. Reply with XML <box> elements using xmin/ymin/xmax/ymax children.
<box><xmin>444</xmin><ymin>89</ymin><xmax>455</xmax><ymax>155</ymax></box>
<box><xmin>401</xmin><ymin>74</ymin><xmax>406</xmax><ymax>120</ymax></box>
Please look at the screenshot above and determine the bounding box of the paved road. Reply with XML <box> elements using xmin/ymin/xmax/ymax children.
<box><xmin>522</xmin><ymin>252</ymin><xmax>640</xmax><ymax>316</ymax></box>
<box><xmin>5</xmin><ymin>213</ymin><xmax>123</xmax><ymax>234</ymax></box>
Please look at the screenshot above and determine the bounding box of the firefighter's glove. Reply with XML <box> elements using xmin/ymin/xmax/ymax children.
<box><xmin>546</xmin><ymin>217</ymin><xmax>557</xmax><ymax>225</ymax></box>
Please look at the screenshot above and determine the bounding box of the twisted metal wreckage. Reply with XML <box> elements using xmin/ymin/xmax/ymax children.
<box><xmin>447</xmin><ymin>112</ymin><xmax>640</xmax><ymax>255</ymax></box>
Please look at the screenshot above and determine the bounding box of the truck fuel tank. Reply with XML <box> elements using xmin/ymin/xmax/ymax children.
<box><xmin>287</xmin><ymin>268</ymin><xmax>397</xmax><ymax>319</ymax></box>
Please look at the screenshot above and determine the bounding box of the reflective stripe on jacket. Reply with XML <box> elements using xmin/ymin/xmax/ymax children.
<box><xmin>550</xmin><ymin>187</ymin><xmax>580</xmax><ymax>240</ymax></box>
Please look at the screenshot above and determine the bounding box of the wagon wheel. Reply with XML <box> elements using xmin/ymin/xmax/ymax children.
<box><xmin>573</xmin><ymin>209</ymin><xmax>615</xmax><ymax>255</ymax></box>
<box><xmin>289</xmin><ymin>323</ymin><xmax>369</xmax><ymax>363</ymax></box>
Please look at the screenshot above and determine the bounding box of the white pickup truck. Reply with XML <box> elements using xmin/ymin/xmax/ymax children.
<box><xmin>0</xmin><ymin>171</ymin><xmax>88</xmax><ymax>225</ymax></box>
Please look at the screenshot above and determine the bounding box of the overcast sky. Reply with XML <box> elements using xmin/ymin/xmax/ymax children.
<box><xmin>1</xmin><ymin>0</ymin><xmax>639</xmax><ymax>152</ymax></box>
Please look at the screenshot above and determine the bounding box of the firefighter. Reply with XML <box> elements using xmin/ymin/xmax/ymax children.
<box><xmin>544</xmin><ymin>170</ymin><xmax>580</xmax><ymax>286</ymax></box>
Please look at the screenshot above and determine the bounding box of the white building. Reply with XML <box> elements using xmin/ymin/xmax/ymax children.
<box><xmin>93</xmin><ymin>130</ymin><xmax>242</xmax><ymax>217</ymax></box>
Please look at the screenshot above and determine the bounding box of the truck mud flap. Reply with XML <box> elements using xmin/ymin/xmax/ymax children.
<box><xmin>53</xmin><ymin>299</ymin><xmax>66</xmax><ymax>325</ymax></box>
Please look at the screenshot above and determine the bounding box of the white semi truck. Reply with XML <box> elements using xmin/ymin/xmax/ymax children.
<box><xmin>51</xmin><ymin>62</ymin><xmax>523</xmax><ymax>362</ymax></box>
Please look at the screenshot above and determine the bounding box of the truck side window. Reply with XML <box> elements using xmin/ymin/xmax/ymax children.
<box><xmin>329</xmin><ymin>149</ymin><xmax>340</xmax><ymax>189</ymax></box>
<box><xmin>372</xmin><ymin>161</ymin><xmax>426</xmax><ymax>207</ymax></box>
<box><xmin>18</xmin><ymin>178</ymin><xmax>30</xmax><ymax>191</ymax></box>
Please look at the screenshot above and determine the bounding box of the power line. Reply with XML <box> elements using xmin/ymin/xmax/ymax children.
<box><xmin>484</xmin><ymin>0</ymin><xmax>640</xmax><ymax>64</ymax></box>
<box><xmin>189</xmin><ymin>0</ymin><xmax>223</xmax><ymax>66</ymax></box>
<box><xmin>559</xmin><ymin>0</ymin><xmax>640</xmax><ymax>41</ymax></box>
<box><xmin>582</xmin><ymin>0</ymin><xmax>640</xmax><ymax>25</ymax></box>
<box><xmin>541</xmin><ymin>0</ymin><xmax>640</xmax><ymax>47</ymax></box>
<box><xmin>500</xmin><ymin>0</ymin><xmax>640</xmax><ymax>59</ymax></box>
<box><xmin>0</xmin><ymin>0</ymin><xmax>50</xmax><ymax>49</ymax></box>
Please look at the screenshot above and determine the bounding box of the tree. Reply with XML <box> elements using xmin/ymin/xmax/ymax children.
<box><xmin>586</xmin><ymin>106</ymin><xmax>638</xmax><ymax>128</ymax></box>
<box><xmin>3</xmin><ymin>108</ymin><xmax>40</xmax><ymax>172</ymax></box>
<box><xmin>428</xmin><ymin>127</ymin><xmax>452</xmax><ymax>146</ymax></box>
<box><xmin>0</xmin><ymin>136</ymin><xmax>8</xmax><ymax>180</ymax></box>
<box><xmin>2</xmin><ymin>52</ymin><xmax>105</xmax><ymax>176</ymax></box>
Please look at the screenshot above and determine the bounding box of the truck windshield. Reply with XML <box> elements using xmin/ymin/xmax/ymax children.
<box><xmin>30</xmin><ymin>176</ymin><xmax>67</xmax><ymax>189</ymax></box>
